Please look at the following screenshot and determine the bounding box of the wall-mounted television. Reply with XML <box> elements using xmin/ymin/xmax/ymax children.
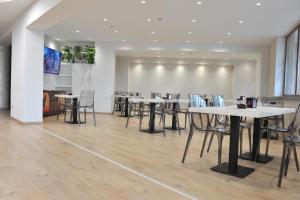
<box><xmin>44</xmin><ymin>46</ymin><xmax>62</xmax><ymax>75</ymax></box>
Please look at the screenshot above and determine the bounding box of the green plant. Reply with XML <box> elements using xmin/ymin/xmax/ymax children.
<box><xmin>85</xmin><ymin>46</ymin><xmax>96</xmax><ymax>64</ymax></box>
<box><xmin>74</xmin><ymin>46</ymin><xmax>82</xmax><ymax>60</ymax></box>
<box><xmin>61</xmin><ymin>46</ymin><xmax>72</xmax><ymax>63</ymax></box>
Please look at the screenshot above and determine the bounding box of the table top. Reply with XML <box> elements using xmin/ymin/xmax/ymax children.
<box><xmin>188</xmin><ymin>105</ymin><xmax>296</xmax><ymax>118</ymax></box>
<box><xmin>55</xmin><ymin>94</ymin><xmax>80</xmax><ymax>99</ymax></box>
<box><xmin>114</xmin><ymin>95</ymin><xmax>131</xmax><ymax>98</ymax></box>
<box><xmin>129</xmin><ymin>98</ymin><xmax>191</xmax><ymax>103</ymax></box>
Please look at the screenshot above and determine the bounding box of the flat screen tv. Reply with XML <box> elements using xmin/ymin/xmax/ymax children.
<box><xmin>43</xmin><ymin>46</ymin><xmax>62</xmax><ymax>75</ymax></box>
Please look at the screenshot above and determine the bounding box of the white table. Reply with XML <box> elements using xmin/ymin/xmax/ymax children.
<box><xmin>184</xmin><ymin>105</ymin><xmax>295</xmax><ymax>178</ymax></box>
<box><xmin>55</xmin><ymin>94</ymin><xmax>80</xmax><ymax>124</ymax></box>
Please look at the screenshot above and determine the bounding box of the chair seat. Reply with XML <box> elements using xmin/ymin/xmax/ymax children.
<box><xmin>269</xmin><ymin>126</ymin><xmax>289</xmax><ymax>132</ymax></box>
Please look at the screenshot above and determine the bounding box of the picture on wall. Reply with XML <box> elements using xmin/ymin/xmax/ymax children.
<box><xmin>44</xmin><ymin>46</ymin><xmax>62</xmax><ymax>75</ymax></box>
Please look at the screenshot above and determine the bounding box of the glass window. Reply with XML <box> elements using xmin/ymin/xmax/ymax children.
<box><xmin>284</xmin><ymin>29</ymin><xmax>298</xmax><ymax>95</ymax></box>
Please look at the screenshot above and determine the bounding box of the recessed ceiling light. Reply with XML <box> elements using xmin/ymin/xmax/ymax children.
<box><xmin>226</xmin><ymin>32</ymin><xmax>232</xmax><ymax>36</ymax></box>
<box><xmin>188</xmin><ymin>31</ymin><xmax>192</xmax><ymax>34</ymax></box>
<box><xmin>122</xmin><ymin>39</ymin><xmax>126</xmax><ymax>42</ymax></box>
<box><xmin>147</xmin><ymin>18</ymin><xmax>152</xmax><ymax>22</ymax></box>
<box><xmin>256</xmin><ymin>2</ymin><xmax>262</xmax><ymax>6</ymax></box>
<box><xmin>76</xmin><ymin>30</ymin><xmax>80</xmax><ymax>33</ymax></box>
<box><xmin>56</xmin><ymin>38</ymin><xmax>60</xmax><ymax>41</ymax></box>
<box><xmin>186</xmin><ymin>40</ymin><xmax>190</xmax><ymax>43</ymax></box>
<box><xmin>141</xmin><ymin>0</ymin><xmax>146</xmax><ymax>4</ymax></box>
<box><xmin>238</xmin><ymin>20</ymin><xmax>244</xmax><ymax>24</ymax></box>
<box><xmin>103</xmin><ymin>18</ymin><xmax>108</xmax><ymax>22</ymax></box>
<box><xmin>114</xmin><ymin>30</ymin><xmax>118</xmax><ymax>33</ymax></box>
<box><xmin>196</xmin><ymin>1</ymin><xmax>202</xmax><ymax>5</ymax></box>
<box><xmin>153</xmin><ymin>39</ymin><xmax>157</xmax><ymax>42</ymax></box>
<box><xmin>151</xmin><ymin>31</ymin><xmax>155</xmax><ymax>34</ymax></box>
<box><xmin>89</xmin><ymin>39</ymin><xmax>93</xmax><ymax>41</ymax></box>
<box><xmin>192</xmin><ymin>19</ymin><xmax>196</xmax><ymax>23</ymax></box>
<box><xmin>0</xmin><ymin>0</ymin><xmax>13</xmax><ymax>3</ymax></box>
<box><xmin>219</xmin><ymin>41</ymin><xmax>224</xmax><ymax>44</ymax></box>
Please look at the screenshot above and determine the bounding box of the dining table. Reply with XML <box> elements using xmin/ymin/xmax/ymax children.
<box><xmin>114</xmin><ymin>95</ymin><xmax>131</xmax><ymax>117</ymax></box>
<box><xmin>55</xmin><ymin>94</ymin><xmax>80</xmax><ymax>124</ymax></box>
<box><xmin>185</xmin><ymin>105</ymin><xmax>295</xmax><ymax>178</ymax></box>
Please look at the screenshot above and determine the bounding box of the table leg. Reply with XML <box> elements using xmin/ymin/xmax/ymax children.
<box><xmin>166</xmin><ymin>102</ymin><xmax>185</xmax><ymax>131</ymax></box>
<box><xmin>72</xmin><ymin>98</ymin><xmax>78</xmax><ymax>124</ymax></box>
<box><xmin>124</xmin><ymin>98</ymin><xmax>129</xmax><ymax>117</ymax></box>
<box><xmin>240</xmin><ymin>118</ymin><xmax>273</xmax><ymax>163</ymax></box>
<box><xmin>211</xmin><ymin>116</ymin><xmax>254</xmax><ymax>178</ymax></box>
<box><xmin>141</xmin><ymin>103</ymin><xmax>163</xmax><ymax>134</ymax></box>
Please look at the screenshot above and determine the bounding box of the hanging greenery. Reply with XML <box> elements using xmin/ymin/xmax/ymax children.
<box><xmin>61</xmin><ymin>44</ymin><xmax>95</xmax><ymax>64</ymax></box>
<box><xmin>61</xmin><ymin>46</ymin><xmax>73</xmax><ymax>63</ymax></box>
<box><xmin>85</xmin><ymin>46</ymin><xmax>96</xmax><ymax>64</ymax></box>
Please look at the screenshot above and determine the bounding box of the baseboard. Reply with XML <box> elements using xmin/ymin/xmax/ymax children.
<box><xmin>10</xmin><ymin>116</ymin><xmax>43</xmax><ymax>125</ymax></box>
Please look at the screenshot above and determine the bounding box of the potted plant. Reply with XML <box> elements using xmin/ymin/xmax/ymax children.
<box><xmin>85</xmin><ymin>46</ymin><xmax>96</xmax><ymax>64</ymax></box>
<box><xmin>74</xmin><ymin>46</ymin><xmax>82</xmax><ymax>62</ymax></box>
<box><xmin>61</xmin><ymin>46</ymin><xmax>72</xmax><ymax>63</ymax></box>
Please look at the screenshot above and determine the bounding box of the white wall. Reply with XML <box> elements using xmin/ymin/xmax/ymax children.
<box><xmin>0</xmin><ymin>45</ymin><xmax>11</xmax><ymax>109</ymax></box>
<box><xmin>232</xmin><ymin>61</ymin><xmax>257</xmax><ymax>98</ymax></box>
<box><xmin>115</xmin><ymin>57</ymin><xmax>257</xmax><ymax>99</ymax></box>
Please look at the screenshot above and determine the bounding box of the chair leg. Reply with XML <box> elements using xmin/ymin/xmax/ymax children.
<box><xmin>176</xmin><ymin>113</ymin><xmax>181</xmax><ymax>135</ymax></box>
<box><xmin>207</xmin><ymin>132</ymin><xmax>215</xmax><ymax>153</ymax></box>
<box><xmin>200</xmin><ymin>132</ymin><xmax>209</xmax><ymax>157</ymax></box>
<box><xmin>284</xmin><ymin>145</ymin><xmax>293</xmax><ymax>176</ymax></box>
<box><xmin>182</xmin><ymin>123</ymin><xmax>195</xmax><ymax>163</ymax></box>
<box><xmin>92</xmin><ymin>106</ymin><xmax>96</xmax><ymax>126</ymax></box>
<box><xmin>248</xmin><ymin>127</ymin><xmax>252</xmax><ymax>154</ymax></box>
<box><xmin>240</xmin><ymin>127</ymin><xmax>244</xmax><ymax>156</ymax></box>
<box><xmin>278</xmin><ymin>142</ymin><xmax>288</xmax><ymax>187</ymax></box>
<box><xmin>139</xmin><ymin>111</ymin><xmax>143</xmax><ymax>131</ymax></box>
<box><xmin>293</xmin><ymin>145</ymin><xmax>300</xmax><ymax>172</ymax></box>
<box><xmin>57</xmin><ymin>103</ymin><xmax>60</xmax><ymax>120</ymax></box>
<box><xmin>265</xmin><ymin>129</ymin><xmax>271</xmax><ymax>156</ymax></box>
<box><xmin>217</xmin><ymin>134</ymin><xmax>224</xmax><ymax>172</ymax></box>
<box><xmin>78</xmin><ymin>108</ymin><xmax>81</xmax><ymax>126</ymax></box>
<box><xmin>84</xmin><ymin>108</ymin><xmax>87</xmax><ymax>123</ymax></box>
<box><xmin>184</xmin><ymin>113</ymin><xmax>187</xmax><ymax>129</ymax></box>
<box><xmin>163</xmin><ymin>114</ymin><xmax>166</xmax><ymax>137</ymax></box>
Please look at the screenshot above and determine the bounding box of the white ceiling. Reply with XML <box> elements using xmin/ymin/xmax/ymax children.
<box><xmin>44</xmin><ymin>0</ymin><xmax>300</xmax><ymax>46</ymax></box>
<box><xmin>0</xmin><ymin>0</ymin><xmax>36</xmax><ymax>37</ymax></box>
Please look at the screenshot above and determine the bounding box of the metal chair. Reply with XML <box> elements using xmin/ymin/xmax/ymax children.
<box><xmin>182</xmin><ymin>94</ymin><xmax>231</xmax><ymax>172</ymax></box>
<box><xmin>163</xmin><ymin>93</ymin><xmax>182</xmax><ymax>136</ymax></box>
<box><xmin>277</xmin><ymin>104</ymin><xmax>300</xmax><ymax>187</ymax></box>
<box><xmin>77</xmin><ymin>90</ymin><xmax>96</xmax><ymax>126</ymax></box>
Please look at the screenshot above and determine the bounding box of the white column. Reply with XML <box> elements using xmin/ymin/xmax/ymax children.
<box><xmin>92</xmin><ymin>42</ymin><xmax>116</xmax><ymax>113</ymax></box>
<box><xmin>11</xmin><ymin>26</ymin><xmax>44</xmax><ymax>123</ymax></box>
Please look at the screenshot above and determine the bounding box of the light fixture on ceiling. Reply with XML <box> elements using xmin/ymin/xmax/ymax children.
<box><xmin>114</xmin><ymin>30</ymin><xmax>119</xmax><ymax>33</ymax></box>
<box><xmin>188</xmin><ymin>31</ymin><xmax>192</xmax><ymax>34</ymax></box>
<box><xmin>56</xmin><ymin>38</ymin><xmax>60</xmax><ymax>41</ymax></box>
<box><xmin>122</xmin><ymin>39</ymin><xmax>126</xmax><ymax>42</ymax></box>
<box><xmin>147</xmin><ymin>18</ymin><xmax>152</xmax><ymax>22</ymax></box>
<box><xmin>158</xmin><ymin>55</ymin><xmax>161</xmax><ymax>58</ymax></box>
<box><xmin>0</xmin><ymin>0</ymin><xmax>13</xmax><ymax>3</ymax></box>
<box><xmin>141</xmin><ymin>0</ymin><xmax>146</xmax><ymax>4</ymax></box>
<box><xmin>219</xmin><ymin>41</ymin><xmax>224</xmax><ymax>44</ymax></box>
<box><xmin>153</xmin><ymin>39</ymin><xmax>157</xmax><ymax>42</ymax></box>
<box><xmin>103</xmin><ymin>18</ymin><xmax>108</xmax><ymax>22</ymax></box>
<box><xmin>192</xmin><ymin>19</ymin><xmax>196</xmax><ymax>23</ymax></box>
<box><xmin>256</xmin><ymin>2</ymin><xmax>262</xmax><ymax>6</ymax></box>
<box><xmin>76</xmin><ymin>30</ymin><xmax>80</xmax><ymax>33</ymax></box>
<box><xmin>151</xmin><ymin>31</ymin><xmax>155</xmax><ymax>34</ymax></box>
<box><xmin>226</xmin><ymin>32</ymin><xmax>232</xmax><ymax>36</ymax></box>
<box><xmin>186</xmin><ymin>40</ymin><xmax>190</xmax><ymax>43</ymax></box>
<box><xmin>196</xmin><ymin>1</ymin><xmax>202</xmax><ymax>5</ymax></box>
<box><xmin>238</xmin><ymin>20</ymin><xmax>244</xmax><ymax>24</ymax></box>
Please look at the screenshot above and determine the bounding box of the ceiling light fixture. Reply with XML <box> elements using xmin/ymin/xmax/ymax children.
<box><xmin>186</xmin><ymin>40</ymin><xmax>190</xmax><ymax>43</ymax></box>
<box><xmin>0</xmin><ymin>0</ymin><xmax>13</xmax><ymax>3</ymax></box>
<box><xmin>103</xmin><ymin>18</ymin><xmax>108</xmax><ymax>22</ymax></box>
<box><xmin>147</xmin><ymin>18</ymin><xmax>152</xmax><ymax>22</ymax></box>
<box><xmin>114</xmin><ymin>30</ymin><xmax>119</xmax><ymax>33</ymax></box>
<box><xmin>122</xmin><ymin>39</ymin><xmax>126</xmax><ymax>42</ymax></box>
<box><xmin>141</xmin><ymin>0</ymin><xmax>146</xmax><ymax>4</ymax></box>
<box><xmin>256</xmin><ymin>2</ymin><xmax>262</xmax><ymax>6</ymax></box>
<box><xmin>56</xmin><ymin>38</ymin><xmax>60</xmax><ymax>41</ymax></box>
<box><xmin>226</xmin><ymin>32</ymin><xmax>232</xmax><ymax>36</ymax></box>
<box><xmin>238</xmin><ymin>20</ymin><xmax>244</xmax><ymax>24</ymax></box>
<box><xmin>192</xmin><ymin>19</ymin><xmax>196</xmax><ymax>23</ymax></box>
<box><xmin>76</xmin><ymin>30</ymin><xmax>80</xmax><ymax>33</ymax></box>
<box><xmin>196</xmin><ymin>1</ymin><xmax>202</xmax><ymax>5</ymax></box>
<box><xmin>188</xmin><ymin>31</ymin><xmax>192</xmax><ymax>34</ymax></box>
<box><xmin>219</xmin><ymin>41</ymin><xmax>224</xmax><ymax>44</ymax></box>
<box><xmin>153</xmin><ymin>39</ymin><xmax>157</xmax><ymax>42</ymax></box>
<box><xmin>151</xmin><ymin>31</ymin><xmax>155</xmax><ymax>34</ymax></box>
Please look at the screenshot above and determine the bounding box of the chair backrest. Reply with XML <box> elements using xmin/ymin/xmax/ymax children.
<box><xmin>212</xmin><ymin>95</ymin><xmax>225</xmax><ymax>107</ymax></box>
<box><xmin>151</xmin><ymin>92</ymin><xmax>162</xmax><ymax>99</ymax></box>
<box><xmin>79</xmin><ymin>90</ymin><xmax>95</xmax><ymax>107</ymax></box>
<box><xmin>188</xmin><ymin>94</ymin><xmax>207</xmax><ymax>107</ymax></box>
<box><xmin>288</xmin><ymin>103</ymin><xmax>300</xmax><ymax>132</ymax></box>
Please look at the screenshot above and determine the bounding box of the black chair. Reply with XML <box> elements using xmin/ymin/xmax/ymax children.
<box><xmin>277</xmin><ymin>104</ymin><xmax>300</xmax><ymax>187</ymax></box>
<box><xmin>77</xmin><ymin>90</ymin><xmax>96</xmax><ymax>126</ymax></box>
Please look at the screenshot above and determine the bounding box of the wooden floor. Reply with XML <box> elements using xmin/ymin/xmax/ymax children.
<box><xmin>0</xmin><ymin>111</ymin><xmax>300</xmax><ymax>200</ymax></box>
